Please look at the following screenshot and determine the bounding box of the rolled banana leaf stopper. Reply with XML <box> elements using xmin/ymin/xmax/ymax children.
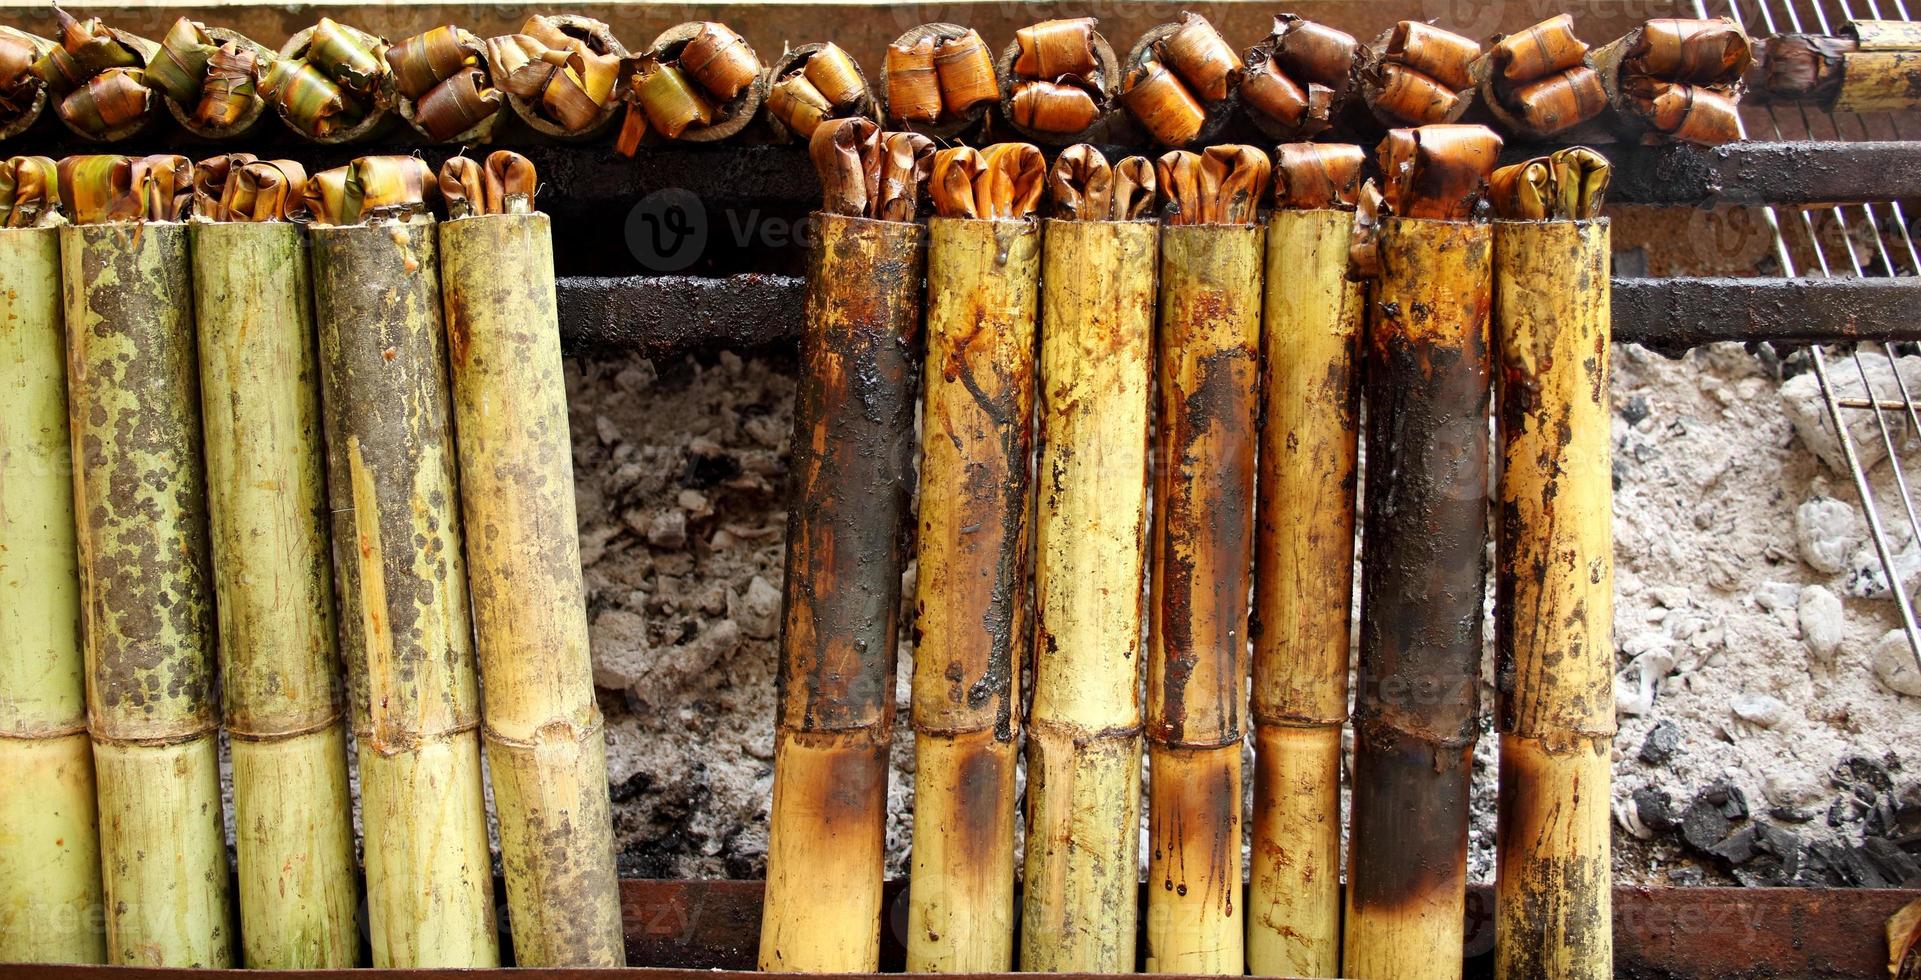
<box><xmin>764</xmin><ymin>42</ymin><xmax>871</xmax><ymax>142</ymax></box>
<box><xmin>1046</xmin><ymin>142</ymin><xmax>1156</xmax><ymax>221</ymax></box>
<box><xmin>1597</xmin><ymin>17</ymin><xmax>1750</xmax><ymax>144</ymax></box>
<box><xmin>261</xmin><ymin>17</ymin><xmax>391</xmax><ymax>142</ymax></box>
<box><xmin>1376</xmin><ymin>123</ymin><xmax>1503</xmax><ymax>221</ymax></box>
<box><xmin>439</xmin><ymin>150</ymin><xmax>538</xmax><ymax>218</ymax></box>
<box><xmin>620</xmin><ymin>21</ymin><xmax>763</xmax><ymax>150</ymax></box>
<box><xmin>147</xmin><ymin>17</ymin><xmax>274</xmax><ymax>138</ymax></box>
<box><xmin>33</xmin><ymin>8</ymin><xmax>160</xmax><ymax>141</ymax></box>
<box><xmin>929</xmin><ymin>142</ymin><xmax>1045</xmax><ymax>220</ymax></box>
<box><xmin>1487</xmin><ymin>146</ymin><xmax>1610</xmax><ymax>221</ymax></box>
<box><xmin>809</xmin><ymin>116</ymin><xmax>932</xmax><ymax>221</ymax></box>
<box><xmin>1241</xmin><ymin>15</ymin><xmax>1361</xmax><ymax>141</ymax></box>
<box><xmin>304</xmin><ymin>155</ymin><xmax>435</xmax><ymax>226</ymax></box>
<box><xmin>0</xmin><ymin>154</ymin><xmax>58</xmax><ymax>226</ymax></box>
<box><xmin>495</xmin><ymin>14</ymin><xmax>627</xmax><ymax>140</ymax></box>
<box><xmin>1473</xmin><ymin>14</ymin><xmax>1609</xmax><ymax>137</ymax></box>
<box><xmin>1361</xmin><ymin>20</ymin><xmax>1482</xmax><ymax>126</ymax></box>
<box><xmin>1000</xmin><ymin>18</ymin><xmax>1118</xmax><ymax>143</ymax></box>
<box><xmin>0</xmin><ymin>27</ymin><xmax>53</xmax><ymax>139</ymax></box>
<box><xmin>883</xmin><ymin>24</ymin><xmax>999</xmax><ymax>136</ymax></box>
<box><xmin>1156</xmin><ymin>145</ymin><xmax>1271</xmax><ymax>225</ymax></box>
<box><xmin>386</xmin><ymin>26</ymin><xmax>505</xmax><ymax>143</ymax></box>
<box><xmin>57</xmin><ymin>153</ymin><xmax>190</xmax><ymax>222</ymax></box>
<box><xmin>1272</xmin><ymin>142</ymin><xmax>1366</xmax><ymax>211</ymax></box>
<box><xmin>193</xmin><ymin>154</ymin><xmax>308</xmax><ymax>222</ymax></box>
<box><xmin>1122</xmin><ymin>12</ymin><xmax>1243</xmax><ymax>146</ymax></box>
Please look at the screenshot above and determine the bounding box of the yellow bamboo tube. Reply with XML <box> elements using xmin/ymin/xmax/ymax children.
<box><xmin>0</xmin><ymin>219</ymin><xmax>105</xmax><ymax>966</ymax></box>
<box><xmin>191</xmin><ymin>217</ymin><xmax>359</xmax><ymax>969</ymax></box>
<box><xmin>310</xmin><ymin>217</ymin><xmax>499</xmax><ymax>969</ymax></box>
<box><xmin>61</xmin><ymin>220</ymin><xmax>233</xmax><ymax>968</ymax></box>
<box><xmin>1343</xmin><ymin>215</ymin><xmax>1491</xmax><ymax>980</ymax></box>
<box><xmin>440</xmin><ymin>210</ymin><xmax>625</xmax><ymax>967</ymax></box>
<box><xmin>1493</xmin><ymin>218</ymin><xmax>1615</xmax><ymax>980</ymax></box>
<box><xmin>1022</xmin><ymin>216</ymin><xmax>1156</xmax><ymax>974</ymax></box>
<box><xmin>759</xmin><ymin>212</ymin><xmax>926</xmax><ymax>973</ymax></box>
<box><xmin>1248</xmin><ymin>205</ymin><xmax>1364</xmax><ymax>979</ymax></box>
<box><xmin>1144</xmin><ymin>221</ymin><xmax>1261</xmax><ymax>975</ymax></box>
<box><xmin>907</xmin><ymin>215</ymin><xmax>1039</xmax><ymax>973</ymax></box>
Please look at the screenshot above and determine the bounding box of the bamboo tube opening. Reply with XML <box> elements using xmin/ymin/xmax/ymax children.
<box><xmin>0</xmin><ymin>27</ymin><xmax>51</xmax><ymax>139</ymax></box>
<box><xmin>1240</xmin><ymin>15</ymin><xmax>1360</xmax><ymax>141</ymax></box>
<box><xmin>1753</xmin><ymin>21</ymin><xmax>1921</xmax><ymax>112</ymax></box>
<box><xmin>267</xmin><ymin>19</ymin><xmax>393</xmax><ymax>143</ymax></box>
<box><xmin>386</xmin><ymin>26</ymin><xmax>507</xmax><ymax>144</ymax></box>
<box><xmin>501</xmin><ymin>14</ymin><xmax>627</xmax><ymax>141</ymax></box>
<box><xmin>1360</xmin><ymin>20</ymin><xmax>1482</xmax><ymax>127</ymax></box>
<box><xmin>150</xmin><ymin>21</ymin><xmax>271</xmax><ymax>139</ymax></box>
<box><xmin>629</xmin><ymin>22</ymin><xmax>765</xmax><ymax>145</ymax></box>
<box><xmin>997</xmin><ymin>19</ymin><xmax>1118</xmax><ymax>144</ymax></box>
<box><xmin>1472</xmin><ymin>15</ymin><xmax>1608</xmax><ymax>138</ymax></box>
<box><xmin>1121</xmin><ymin>14</ymin><xmax>1240</xmax><ymax>147</ymax></box>
<box><xmin>35</xmin><ymin>11</ymin><xmax>160</xmax><ymax>142</ymax></box>
<box><xmin>762</xmin><ymin>42</ymin><xmax>872</xmax><ymax>143</ymax></box>
<box><xmin>1592</xmin><ymin>18</ymin><xmax>1750</xmax><ymax>145</ymax></box>
<box><xmin>881</xmin><ymin>23</ymin><xmax>999</xmax><ymax>137</ymax></box>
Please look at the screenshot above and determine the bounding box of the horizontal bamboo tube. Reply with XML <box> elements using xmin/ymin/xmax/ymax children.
<box><xmin>760</xmin><ymin>212</ymin><xmax>925</xmax><ymax>974</ymax></box>
<box><xmin>1248</xmin><ymin>206</ymin><xmax>1364</xmax><ymax>979</ymax></box>
<box><xmin>1835</xmin><ymin>49</ymin><xmax>1921</xmax><ymax>112</ymax></box>
<box><xmin>1022</xmin><ymin>217</ymin><xmax>1156</xmax><ymax>974</ymax></box>
<box><xmin>0</xmin><ymin>223</ymin><xmax>104</xmax><ymax>965</ymax></box>
<box><xmin>1493</xmin><ymin>219</ymin><xmax>1615</xmax><ymax>980</ymax></box>
<box><xmin>907</xmin><ymin>216</ymin><xmax>1039</xmax><ymax>974</ymax></box>
<box><xmin>1145</xmin><ymin>222</ymin><xmax>1261</xmax><ymax>975</ymax></box>
<box><xmin>190</xmin><ymin>218</ymin><xmax>358</xmax><ymax>969</ymax></box>
<box><xmin>440</xmin><ymin>211</ymin><xmax>625</xmax><ymax>967</ymax></box>
<box><xmin>1344</xmin><ymin>216</ymin><xmax>1492</xmax><ymax>980</ymax></box>
<box><xmin>310</xmin><ymin>218</ymin><xmax>499</xmax><ymax>969</ymax></box>
<box><xmin>61</xmin><ymin>221</ymin><xmax>232</xmax><ymax>968</ymax></box>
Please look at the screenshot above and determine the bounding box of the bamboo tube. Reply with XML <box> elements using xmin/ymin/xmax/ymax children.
<box><xmin>760</xmin><ymin>119</ymin><xmax>928</xmax><ymax>974</ymax></box>
<box><xmin>496</xmin><ymin>16</ymin><xmax>628</xmax><ymax>142</ymax></box>
<box><xmin>1488</xmin><ymin>149</ymin><xmax>1614</xmax><ymax>980</ymax></box>
<box><xmin>265</xmin><ymin>19</ymin><xmax>392</xmax><ymax>143</ymax></box>
<box><xmin>881</xmin><ymin>24</ymin><xmax>997</xmax><ymax>137</ymax></box>
<box><xmin>1361</xmin><ymin>21</ymin><xmax>1482</xmax><ymax>127</ymax></box>
<box><xmin>907</xmin><ymin>143</ymin><xmax>1044</xmax><ymax>974</ymax></box>
<box><xmin>628</xmin><ymin>22</ymin><xmax>764</xmax><ymax>145</ymax></box>
<box><xmin>386</xmin><ymin>26</ymin><xmax>505</xmax><ymax>144</ymax></box>
<box><xmin>1122</xmin><ymin>14</ymin><xmax>1241</xmax><ymax>146</ymax></box>
<box><xmin>1021</xmin><ymin>144</ymin><xmax>1156</xmax><ymax>974</ymax></box>
<box><xmin>1472</xmin><ymin>15</ymin><xmax>1608</xmax><ymax>138</ymax></box>
<box><xmin>35</xmin><ymin>10</ymin><xmax>160</xmax><ymax>142</ymax></box>
<box><xmin>997</xmin><ymin>19</ymin><xmax>1118</xmax><ymax>144</ymax></box>
<box><xmin>1344</xmin><ymin>124</ymin><xmax>1500</xmax><ymax>980</ymax></box>
<box><xmin>1</xmin><ymin>28</ymin><xmax>54</xmax><ymax>140</ymax></box>
<box><xmin>308</xmin><ymin>157</ymin><xmax>499</xmax><ymax>969</ymax></box>
<box><xmin>1593</xmin><ymin>18</ymin><xmax>1750</xmax><ymax>145</ymax></box>
<box><xmin>148</xmin><ymin>19</ymin><xmax>272</xmax><ymax>139</ymax></box>
<box><xmin>436</xmin><ymin>152</ymin><xmax>624</xmax><ymax>968</ymax></box>
<box><xmin>1144</xmin><ymin>145</ymin><xmax>1268</xmax><ymax>976</ymax></box>
<box><xmin>188</xmin><ymin>157</ymin><xmax>357</xmax><ymax>969</ymax></box>
<box><xmin>1240</xmin><ymin>16</ymin><xmax>1361</xmax><ymax>141</ymax></box>
<box><xmin>0</xmin><ymin>156</ymin><xmax>103</xmax><ymax>966</ymax></box>
<box><xmin>1246</xmin><ymin>142</ymin><xmax>1367</xmax><ymax>980</ymax></box>
<box><xmin>761</xmin><ymin>42</ymin><xmax>872</xmax><ymax>142</ymax></box>
<box><xmin>56</xmin><ymin>154</ymin><xmax>231</xmax><ymax>968</ymax></box>
<box><xmin>1753</xmin><ymin>22</ymin><xmax>1921</xmax><ymax>112</ymax></box>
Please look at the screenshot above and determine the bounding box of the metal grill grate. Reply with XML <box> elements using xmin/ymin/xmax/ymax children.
<box><xmin>1699</xmin><ymin>0</ymin><xmax>1921</xmax><ymax>668</ymax></box>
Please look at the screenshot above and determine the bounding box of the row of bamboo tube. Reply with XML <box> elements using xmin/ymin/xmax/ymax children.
<box><xmin>763</xmin><ymin>119</ymin><xmax>1617</xmax><ymax>979</ymax></box>
<box><xmin>0</xmin><ymin>151</ymin><xmax>622</xmax><ymax>968</ymax></box>
<box><xmin>0</xmin><ymin>10</ymin><xmax>1806</xmax><ymax>149</ymax></box>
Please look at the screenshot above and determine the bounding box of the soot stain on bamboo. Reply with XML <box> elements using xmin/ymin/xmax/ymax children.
<box><xmin>69</xmin><ymin>227</ymin><xmax>214</xmax><ymax>720</ymax></box>
<box><xmin>954</xmin><ymin>736</ymin><xmax>1014</xmax><ymax>860</ymax></box>
<box><xmin>1495</xmin><ymin>737</ymin><xmax>1611</xmax><ymax>975</ymax></box>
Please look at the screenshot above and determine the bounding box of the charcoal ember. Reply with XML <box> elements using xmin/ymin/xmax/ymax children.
<box><xmin>1619</xmin><ymin>393</ymin><xmax>1650</xmax><ymax>426</ymax></box>
<box><xmin>1833</xmin><ymin>837</ymin><xmax>1921</xmax><ymax>887</ymax></box>
<box><xmin>1836</xmin><ymin>755</ymin><xmax>1895</xmax><ymax>795</ymax></box>
<box><xmin>1634</xmin><ymin>786</ymin><xmax>1682</xmax><ymax>834</ymax></box>
<box><xmin>1682</xmin><ymin>799</ymin><xmax>1735</xmax><ymax>852</ymax></box>
<box><xmin>1639</xmin><ymin>719</ymin><xmax>1682</xmax><ymax>765</ymax></box>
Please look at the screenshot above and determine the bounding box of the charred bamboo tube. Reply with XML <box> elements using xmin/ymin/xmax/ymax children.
<box><xmin>1144</xmin><ymin>145</ymin><xmax>1267</xmax><ymax>976</ymax></box>
<box><xmin>498</xmin><ymin>15</ymin><xmax>628</xmax><ymax>142</ymax></box>
<box><xmin>1022</xmin><ymin>144</ymin><xmax>1156</xmax><ymax>974</ymax></box>
<box><xmin>1122</xmin><ymin>13</ymin><xmax>1242</xmax><ymax>146</ymax></box>
<box><xmin>264</xmin><ymin>19</ymin><xmax>392</xmax><ymax>143</ymax></box>
<box><xmin>0</xmin><ymin>156</ymin><xmax>103</xmax><ymax>966</ymax></box>
<box><xmin>907</xmin><ymin>143</ymin><xmax>1044</xmax><ymax>974</ymax></box>
<box><xmin>1240</xmin><ymin>16</ymin><xmax>1362</xmax><ymax>141</ymax></box>
<box><xmin>882</xmin><ymin>24</ymin><xmax>999</xmax><ymax>137</ymax></box>
<box><xmin>309</xmin><ymin>163</ymin><xmax>499</xmax><ymax>969</ymax></box>
<box><xmin>57</xmin><ymin>155</ymin><xmax>232</xmax><ymax>967</ymax></box>
<box><xmin>1247</xmin><ymin>142</ymin><xmax>1367</xmax><ymax>980</ymax></box>
<box><xmin>34</xmin><ymin>10</ymin><xmax>161</xmax><ymax>141</ymax></box>
<box><xmin>1593</xmin><ymin>18</ymin><xmax>1751</xmax><ymax>145</ymax></box>
<box><xmin>189</xmin><ymin>157</ymin><xmax>357</xmax><ymax>969</ymax></box>
<box><xmin>761</xmin><ymin>42</ymin><xmax>871</xmax><ymax>142</ymax></box>
<box><xmin>1</xmin><ymin>28</ymin><xmax>54</xmax><ymax>140</ymax></box>
<box><xmin>1489</xmin><ymin>149</ymin><xmax>1614</xmax><ymax>980</ymax></box>
<box><xmin>386</xmin><ymin>26</ymin><xmax>505</xmax><ymax>144</ymax></box>
<box><xmin>437</xmin><ymin>152</ymin><xmax>623</xmax><ymax>968</ymax></box>
<box><xmin>760</xmin><ymin>119</ymin><xmax>927</xmax><ymax>973</ymax></box>
<box><xmin>624</xmin><ymin>22</ymin><xmax>763</xmax><ymax>145</ymax></box>
<box><xmin>1753</xmin><ymin>21</ymin><xmax>1921</xmax><ymax>112</ymax></box>
<box><xmin>1472</xmin><ymin>15</ymin><xmax>1608</xmax><ymax>138</ymax></box>
<box><xmin>1361</xmin><ymin>21</ymin><xmax>1482</xmax><ymax>127</ymax></box>
<box><xmin>148</xmin><ymin>19</ymin><xmax>272</xmax><ymax>139</ymax></box>
<box><xmin>998</xmin><ymin>19</ymin><xmax>1118</xmax><ymax>144</ymax></box>
<box><xmin>1344</xmin><ymin>124</ymin><xmax>1500</xmax><ymax>980</ymax></box>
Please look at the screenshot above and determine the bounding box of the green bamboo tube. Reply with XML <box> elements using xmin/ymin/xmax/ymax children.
<box><xmin>1145</xmin><ymin>221</ymin><xmax>1262</xmax><ymax>975</ymax></box>
<box><xmin>1493</xmin><ymin>217</ymin><xmax>1614</xmax><ymax>980</ymax></box>
<box><xmin>440</xmin><ymin>210</ymin><xmax>624</xmax><ymax>967</ymax></box>
<box><xmin>760</xmin><ymin>212</ymin><xmax>925</xmax><ymax>973</ymax></box>
<box><xmin>0</xmin><ymin>218</ymin><xmax>105</xmax><ymax>965</ymax></box>
<box><xmin>190</xmin><ymin>218</ymin><xmax>358</xmax><ymax>968</ymax></box>
<box><xmin>907</xmin><ymin>215</ymin><xmax>1039</xmax><ymax>973</ymax></box>
<box><xmin>1022</xmin><ymin>216</ymin><xmax>1156</xmax><ymax>974</ymax></box>
<box><xmin>311</xmin><ymin>216</ymin><xmax>499</xmax><ymax>969</ymax></box>
<box><xmin>61</xmin><ymin>220</ymin><xmax>232</xmax><ymax>967</ymax></box>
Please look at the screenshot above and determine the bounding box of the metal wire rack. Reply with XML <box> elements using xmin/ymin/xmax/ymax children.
<box><xmin>1703</xmin><ymin>0</ymin><xmax>1921</xmax><ymax>668</ymax></box>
